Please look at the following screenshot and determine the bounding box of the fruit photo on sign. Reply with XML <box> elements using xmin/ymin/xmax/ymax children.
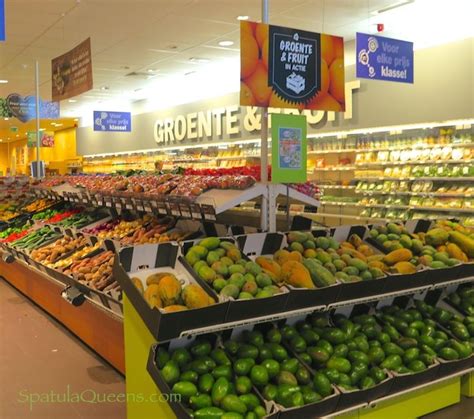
<box><xmin>240</xmin><ymin>21</ymin><xmax>345</xmax><ymax>111</ymax></box>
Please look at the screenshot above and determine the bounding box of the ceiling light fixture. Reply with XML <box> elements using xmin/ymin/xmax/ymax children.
<box><xmin>189</xmin><ymin>57</ymin><xmax>210</xmax><ymax>63</ymax></box>
<box><xmin>68</xmin><ymin>99</ymin><xmax>77</xmax><ymax>103</ymax></box>
<box><xmin>100</xmin><ymin>86</ymin><xmax>109</xmax><ymax>90</ymax></box>
<box><xmin>0</xmin><ymin>80</ymin><xmax>8</xmax><ymax>84</ymax></box>
<box><xmin>55</xmin><ymin>123</ymin><xmax>63</xmax><ymax>127</ymax></box>
<box><xmin>74</xmin><ymin>118</ymin><xmax>79</xmax><ymax>121</ymax></box>
<box><xmin>185</xmin><ymin>71</ymin><xmax>197</xmax><ymax>76</ymax></box>
<box><xmin>218</xmin><ymin>40</ymin><xmax>234</xmax><ymax>47</ymax></box>
<box><xmin>237</xmin><ymin>15</ymin><xmax>249</xmax><ymax>21</ymax></box>
<box><xmin>371</xmin><ymin>0</ymin><xmax>414</xmax><ymax>15</ymax></box>
<box><xmin>39</xmin><ymin>128</ymin><xmax>45</xmax><ymax>132</ymax></box>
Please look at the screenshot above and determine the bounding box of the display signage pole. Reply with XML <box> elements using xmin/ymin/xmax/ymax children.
<box><xmin>260</xmin><ymin>0</ymin><xmax>269</xmax><ymax>232</ymax></box>
<box><xmin>35</xmin><ymin>60</ymin><xmax>41</xmax><ymax>179</ymax></box>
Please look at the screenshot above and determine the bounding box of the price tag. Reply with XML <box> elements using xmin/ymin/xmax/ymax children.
<box><xmin>168</xmin><ymin>202</ymin><xmax>181</xmax><ymax>217</ymax></box>
<box><xmin>114</xmin><ymin>197</ymin><xmax>123</xmax><ymax>210</ymax></box>
<box><xmin>104</xmin><ymin>197</ymin><xmax>113</xmax><ymax>208</ymax></box>
<box><xmin>156</xmin><ymin>201</ymin><xmax>169</xmax><ymax>215</ymax></box>
<box><xmin>124</xmin><ymin>198</ymin><xmax>134</xmax><ymax>211</ymax></box>
<box><xmin>134</xmin><ymin>199</ymin><xmax>144</xmax><ymax>212</ymax></box>
<box><xmin>95</xmin><ymin>195</ymin><xmax>104</xmax><ymax>206</ymax></box>
<box><xmin>142</xmin><ymin>200</ymin><xmax>152</xmax><ymax>213</ymax></box>
<box><xmin>201</xmin><ymin>204</ymin><xmax>217</xmax><ymax>221</ymax></box>
<box><xmin>179</xmin><ymin>203</ymin><xmax>191</xmax><ymax>219</ymax></box>
<box><xmin>189</xmin><ymin>203</ymin><xmax>203</xmax><ymax>220</ymax></box>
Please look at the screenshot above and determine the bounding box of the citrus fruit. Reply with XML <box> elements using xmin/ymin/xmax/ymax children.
<box><xmin>240</xmin><ymin>81</ymin><xmax>256</xmax><ymax>105</ymax></box>
<box><xmin>255</xmin><ymin>23</ymin><xmax>269</xmax><ymax>49</ymax></box>
<box><xmin>262</xmin><ymin>37</ymin><xmax>269</xmax><ymax>68</ymax></box>
<box><xmin>245</xmin><ymin>61</ymin><xmax>272</xmax><ymax>106</ymax></box>
<box><xmin>329</xmin><ymin>58</ymin><xmax>345</xmax><ymax>103</ymax></box>
<box><xmin>241</xmin><ymin>21</ymin><xmax>256</xmax><ymax>38</ymax></box>
<box><xmin>321</xmin><ymin>34</ymin><xmax>335</xmax><ymax>66</ymax></box>
<box><xmin>320</xmin><ymin>59</ymin><xmax>330</xmax><ymax>96</ymax></box>
<box><xmin>332</xmin><ymin>37</ymin><xmax>344</xmax><ymax>61</ymax></box>
<box><xmin>241</xmin><ymin>33</ymin><xmax>259</xmax><ymax>79</ymax></box>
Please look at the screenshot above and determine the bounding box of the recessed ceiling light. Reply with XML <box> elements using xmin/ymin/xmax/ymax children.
<box><xmin>147</xmin><ymin>69</ymin><xmax>155</xmax><ymax>73</ymax></box>
<box><xmin>185</xmin><ymin>71</ymin><xmax>197</xmax><ymax>76</ymax></box>
<box><xmin>100</xmin><ymin>86</ymin><xmax>109</xmax><ymax>90</ymax></box>
<box><xmin>134</xmin><ymin>88</ymin><xmax>143</xmax><ymax>92</ymax></box>
<box><xmin>0</xmin><ymin>80</ymin><xmax>8</xmax><ymax>84</ymax></box>
<box><xmin>68</xmin><ymin>99</ymin><xmax>77</xmax><ymax>103</ymax></box>
<box><xmin>39</xmin><ymin>128</ymin><xmax>45</xmax><ymax>131</ymax></box>
<box><xmin>189</xmin><ymin>57</ymin><xmax>210</xmax><ymax>63</ymax></box>
<box><xmin>237</xmin><ymin>15</ymin><xmax>249</xmax><ymax>20</ymax></box>
<box><xmin>218</xmin><ymin>40</ymin><xmax>234</xmax><ymax>47</ymax></box>
<box><xmin>55</xmin><ymin>123</ymin><xmax>63</xmax><ymax>127</ymax></box>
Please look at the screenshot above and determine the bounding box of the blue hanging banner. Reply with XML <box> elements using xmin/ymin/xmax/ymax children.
<box><xmin>93</xmin><ymin>111</ymin><xmax>131</xmax><ymax>132</ymax></box>
<box><xmin>356</xmin><ymin>32</ymin><xmax>413</xmax><ymax>84</ymax></box>
<box><xmin>0</xmin><ymin>0</ymin><xmax>5</xmax><ymax>41</ymax></box>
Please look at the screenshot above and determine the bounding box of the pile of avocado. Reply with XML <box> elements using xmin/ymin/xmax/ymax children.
<box><xmin>447</xmin><ymin>285</ymin><xmax>474</xmax><ymax>316</ymax></box>
<box><xmin>185</xmin><ymin>237</ymin><xmax>280</xmax><ymax>301</ymax></box>
<box><xmin>158</xmin><ymin>339</ymin><xmax>267</xmax><ymax>418</ymax></box>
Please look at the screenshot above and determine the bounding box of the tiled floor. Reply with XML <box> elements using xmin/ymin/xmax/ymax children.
<box><xmin>1</xmin><ymin>277</ymin><xmax>473</xmax><ymax>419</ymax></box>
<box><xmin>0</xmin><ymin>278</ymin><xmax>126</xmax><ymax>419</ymax></box>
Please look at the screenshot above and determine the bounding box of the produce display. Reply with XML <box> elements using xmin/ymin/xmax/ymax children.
<box><xmin>53</xmin><ymin>210</ymin><xmax>108</xmax><ymax>229</ymax></box>
<box><xmin>120</xmin><ymin>227</ymin><xmax>189</xmax><ymax>245</ymax></box>
<box><xmin>446</xmin><ymin>285</ymin><xmax>474</xmax><ymax>316</ymax></box>
<box><xmin>50</xmin><ymin>241</ymin><xmax>102</xmax><ymax>270</ymax></box>
<box><xmin>131</xmin><ymin>272</ymin><xmax>216</xmax><ymax>312</ymax></box>
<box><xmin>64</xmin><ymin>250</ymin><xmax>118</xmax><ymax>292</ymax></box>
<box><xmin>22</xmin><ymin>198</ymin><xmax>55</xmax><ymax>213</ymax></box>
<box><xmin>10</xmin><ymin>227</ymin><xmax>62</xmax><ymax>251</ymax></box>
<box><xmin>30</xmin><ymin>235</ymin><xmax>88</xmax><ymax>266</ymax></box>
<box><xmin>368</xmin><ymin>220</ymin><xmax>474</xmax><ymax>270</ymax></box>
<box><xmin>0</xmin><ymin>202</ymin><xmax>20</xmax><ymax>222</ymax></box>
<box><xmin>184</xmin><ymin>238</ymin><xmax>283</xmax><ymax>300</ymax></box>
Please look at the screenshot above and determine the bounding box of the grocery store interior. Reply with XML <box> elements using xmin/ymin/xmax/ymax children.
<box><xmin>0</xmin><ymin>0</ymin><xmax>473</xmax><ymax>418</ymax></box>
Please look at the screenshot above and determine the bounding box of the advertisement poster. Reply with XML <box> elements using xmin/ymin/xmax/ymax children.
<box><xmin>356</xmin><ymin>32</ymin><xmax>413</xmax><ymax>83</ymax></box>
<box><xmin>27</xmin><ymin>131</ymin><xmax>54</xmax><ymax>148</ymax></box>
<box><xmin>0</xmin><ymin>94</ymin><xmax>59</xmax><ymax>122</ymax></box>
<box><xmin>52</xmin><ymin>38</ymin><xmax>93</xmax><ymax>101</ymax></box>
<box><xmin>240</xmin><ymin>21</ymin><xmax>345</xmax><ymax>111</ymax></box>
<box><xmin>93</xmin><ymin>111</ymin><xmax>131</xmax><ymax>132</ymax></box>
<box><xmin>271</xmin><ymin>113</ymin><xmax>307</xmax><ymax>183</ymax></box>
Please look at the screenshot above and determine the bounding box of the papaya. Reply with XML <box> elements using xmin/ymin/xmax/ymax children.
<box><xmin>280</xmin><ymin>260</ymin><xmax>314</xmax><ymax>289</ymax></box>
<box><xmin>163</xmin><ymin>305</ymin><xmax>188</xmax><ymax>313</ymax></box>
<box><xmin>341</xmin><ymin>241</ymin><xmax>355</xmax><ymax>250</ymax></box>
<box><xmin>357</xmin><ymin>244</ymin><xmax>374</xmax><ymax>257</ymax></box>
<box><xmin>425</xmin><ymin>228</ymin><xmax>450</xmax><ymax>247</ymax></box>
<box><xmin>289</xmin><ymin>251</ymin><xmax>303</xmax><ymax>262</ymax></box>
<box><xmin>383</xmin><ymin>248</ymin><xmax>413</xmax><ymax>266</ymax></box>
<box><xmin>437</xmin><ymin>245</ymin><xmax>447</xmax><ymax>253</ymax></box>
<box><xmin>367</xmin><ymin>254</ymin><xmax>384</xmax><ymax>262</ymax></box>
<box><xmin>303</xmin><ymin>258</ymin><xmax>336</xmax><ymax>287</ymax></box>
<box><xmin>274</xmin><ymin>249</ymin><xmax>291</xmax><ymax>266</ymax></box>
<box><xmin>256</xmin><ymin>256</ymin><xmax>281</xmax><ymax>279</ymax></box>
<box><xmin>144</xmin><ymin>283</ymin><xmax>162</xmax><ymax>308</ymax></box>
<box><xmin>182</xmin><ymin>284</ymin><xmax>214</xmax><ymax>309</ymax></box>
<box><xmin>131</xmin><ymin>277</ymin><xmax>144</xmax><ymax>294</ymax></box>
<box><xmin>146</xmin><ymin>272</ymin><xmax>175</xmax><ymax>286</ymax></box>
<box><xmin>448</xmin><ymin>232</ymin><xmax>474</xmax><ymax>258</ymax></box>
<box><xmin>287</xmin><ymin>231</ymin><xmax>308</xmax><ymax>243</ymax></box>
<box><xmin>446</xmin><ymin>243</ymin><xmax>468</xmax><ymax>262</ymax></box>
<box><xmin>157</xmin><ymin>275</ymin><xmax>182</xmax><ymax>306</ymax></box>
<box><xmin>368</xmin><ymin>260</ymin><xmax>387</xmax><ymax>271</ymax></box>
<box><xmin>348</xmin><ymin>234</ymin><xmax>364</xmax><ymax>249</ymax></box>
<box><xmin>391</xmin><ymin>261</ymin><xmax>417</xmax><ymax>275</ymax></box>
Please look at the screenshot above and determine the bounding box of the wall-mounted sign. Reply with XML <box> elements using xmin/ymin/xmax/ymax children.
<box><xmin>0</xmin><ymin>0</ymin><xmax>5</xmax><ymax>41</ymax></box>
<box><xmin>0</xmin><ymin>94</ymin><xmax>60</xmax><ymax>122</ymax></box>
<box><xmin>52</xmin><ymin>38</ymin><xmax>93</xmax><ymax>101</ymax></box>
<box><xmin>93</xmin><ymin>111</ymin><xmax>131</xmax><ymax>132</ymax></box>
<box><xmin>240</xmin><ymin>21</ymin><xmax>345</xmax><ymax>111</ymax></box>
<box><xmin>356</xmin><ymin>32</ymin><xmax>413</xmax><ymax>84</ymax></box>
<box><xmin>27</xmin><ymin>131</ymin><xmax>55</xmax><ymax>148</ymax></box>
<box><xmin>271</xmin><ymin>113</ymin><xmax>307</xmax><ymax>183</ymax></box>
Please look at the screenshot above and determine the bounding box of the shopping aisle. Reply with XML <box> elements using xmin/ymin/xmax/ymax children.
<box><xmin>0</xmin><ymin>278</ymin><xmax>126</xmax><ymax>419</ymax></box>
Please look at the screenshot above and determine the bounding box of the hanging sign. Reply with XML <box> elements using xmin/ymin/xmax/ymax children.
<box><xmin>0</xmin><ymin>94</ymin><xmax>60</xmax><ymax>122</ymax></box>
<box><xmin>93</xmin><ymin>111</ymin><xmax>131</xmax><ymax>132</ymax></box>
<box><xmin>52</xmin><ymin>38</ymin><xmax>93</xmax><ymax>101</ymax></box>
<box><xmin>356</xmin><ymin>33</ymin><xmax>414</xmax><ymax>83</ymax></box>
<box><xmin>27</xmin><ymin>131</ymin><xmax>55</xmax><ymax>148</ymax></box>
<box><xmin>240</xmin><ymin>21</ymin><xmax>345</xmax><ymax>111</ymax></box>
<box><xmin>271</xmin><ymin>113</ymin><xmax>307</xmax><ymax>183</ymax></box>
<box><xmin>0</xmin><ymin>0</ymin><xmax>5</xmax><ymax>41</ymax></box>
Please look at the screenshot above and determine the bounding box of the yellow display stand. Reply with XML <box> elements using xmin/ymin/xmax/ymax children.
<box><xmin>461</xmin><ymin>371</ymin><xmax>474</xmax><ymax>397</ymax></box>
<box><xmin>124</xmin><ymin>296</ymin><xmax>176</xmax><ymax>419</ymax></box>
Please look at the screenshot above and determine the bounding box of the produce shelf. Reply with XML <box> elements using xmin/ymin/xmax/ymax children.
<box><xmin>355</xmin><ymin>176</ymin><xmax>474</xmax><ymax>182</ymax></box>
<box><xmin>355</xmin><ymin>159</ymin><xmax>473</xmax><ymax>167</ymax></box>
<box><xmin>320</xmin><ymin>185</ymin><xmax>357</xmax><ymax>190</ymax></box>
<box><xmin>356</xmin><ymin>190</ymin><xmax>474</xmax><ymax>198</ymax></box>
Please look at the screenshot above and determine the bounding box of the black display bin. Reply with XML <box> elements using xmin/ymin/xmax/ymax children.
<box><xmin>435</xmin><ymin>356</ymin><xmax>474</xmax><ymax>378</ymax></box>
<box><xmin>114</xmin><ymin>242</ymin><xmax>229</xmax><ymax>341</ymax></box>
<box><xmin>389</xmin><ymin>362</ymin><xmax>440</xmax><ymax>394</ymax></box>
<box><xmin>180</xmin><ymin>236</ymin><xmax>290</xmax><ymax>323</ymax></box>
<box><xmin>378</xmin><ymin>269</ymin><xmax>431</xmax><ymax>294</ymax></box>
<box><xmin>285</xmin><ymin>284</ymin><xmax>340</xmax><ymax>311</ymax></box>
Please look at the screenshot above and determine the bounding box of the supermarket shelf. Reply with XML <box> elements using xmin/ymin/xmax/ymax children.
<box><xmin>355</xmin><ymin>176</ymin><xmax>474</xmax><ymax>182</ymax></box>
<box><xmin>362</xmin><ymin>203</ymin><xmax>411</xmax><ymax>210</ymax></box>
<box><xmin>320</xmin><ymin>201</ymin><xmax>360</xmax><ymax>207</ymax></box>
<box><xmin>410</xmin><ymin>205</ymin><xmax>474</xmax><ymax>214</ymax></box>
<box><xmin>308</xmin><ymin>148</ymin><xmax>358</xmax><ymax>155</ymax></box>
<box><xmin>310</xmin><ymin>212</ymin><xmax>392</xmax><ymax>222</ymax></box>
<box><xmin>356</xmin><ymin>159</ymin><xmax>473</xmax><ymax>167</ymax></box>
<box><xmin>356</xmin><ymin>190</ymin><xmax>474</xmax><ymax>198</ymax></box>
<box><xmin>309</xmin><ymin>166</ymin><xmax>356</xmax><ymax>172</ymax></box>
<box><xmin>319</xmin><ymin>185</ymin><xmax>357</xmax><ymax>190</ymax></box>
<box><xmin>273</xmin><ymin>184</ymin><xmax>321</xmax><ymax>207</ymax></box>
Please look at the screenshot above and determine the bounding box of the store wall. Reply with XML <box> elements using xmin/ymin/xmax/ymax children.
<box><xmin>76</xmin><ymin>38</ymin><xmax>474</xmax><ymax>156</ymax></box>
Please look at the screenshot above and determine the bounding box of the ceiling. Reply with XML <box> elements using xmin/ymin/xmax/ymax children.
<box><xmin>0</xmin><ymin>117</ymin><xmax>77</xmax><ymax>143</ymax></box>
<box><xmin>0</xmin><ymin>0</ymin><xmax>473</xmax><ymax>122</ymax></box>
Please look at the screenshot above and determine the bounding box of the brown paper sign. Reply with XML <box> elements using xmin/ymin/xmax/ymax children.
<box><xmin>52</xmin><ymin>38</ymin><xmax>93</xmax><ymax>101</ymax></box>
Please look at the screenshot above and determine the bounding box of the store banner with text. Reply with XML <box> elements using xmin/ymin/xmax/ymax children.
<box><xmin>240</xmin><ymin>21</ymin><xmax>345</xmax><ymax>111</ymax></box>
<box><xmin>0</xmin><ymin>0</ymin><xmax>5</xmax><ymax>41</ymax></box>
<box><xmin>52</xmin><ymin>38</ymin><xmax>93</xmax><ymax>101</ymax></box>
<box><xmin>271</xmin><ymin>113</ymin><xmax>307</xmax><ymax>183</ymax></box>
<box><xmin>93</xmin><ymin>111</ymin><xmax>131</xmax><ymax>132</ymax></box>
<box><xmin>0</xmin><ymin>94</ymin><xmax>60</xmax><ymax>122</ymax></box>
<box><xmin>356</xmin><ymin>32</ymin><xmax>413</xmax><ymax>83</ymax></box>
<box><xmin>27</xmin><ymin>131</ymin><xmax>54</xmax><ymax>148</ymax></box>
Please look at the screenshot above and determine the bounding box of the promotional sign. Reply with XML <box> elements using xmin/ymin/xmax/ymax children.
<box><xmin>0</xmin><ymin>94</ymin><xmax>60</xmax><ymax>122</ymax></box>
<box><xmin>356</xmin><ymin>32</ymin><xmax>414</xmax><ymax>83</ymax></box>
<box><xmin>271</xmin><ymin>113</ymin><xmax>307</xmax><ymax>183</ymax></box>
<box><xmin>93</xmin><ymin>111</ymin><xmax>131</xmax><ymax>132</ymax></box>
<box><xmin>240</xmin><ymin>21</ymin><xmax>345</xmax><ymax>111</ymax></box>
<box><xmin>52</xmin><ymin>38</ymin><xmax>93</xmax><ymax>101</ymax></box>
<box><xmin>27</xmin><ymin>131</ymin><xmax>54</xmax><ymax>148</ymax></box>
<box><xmin>0</xmin><ymin>0</ymin><xmax>5</xmax><ymax>41</ymax></box>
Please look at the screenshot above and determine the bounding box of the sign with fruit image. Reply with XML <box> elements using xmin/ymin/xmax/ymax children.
<box><xmin>240</xmin><ymin>21</ymin><xmax>345</xmax><ymax>111</ymax></box>
<box><xmin>271</xmin><ymin>113</ymin><xmax>307</xmax><ymax>184</ymax></box>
